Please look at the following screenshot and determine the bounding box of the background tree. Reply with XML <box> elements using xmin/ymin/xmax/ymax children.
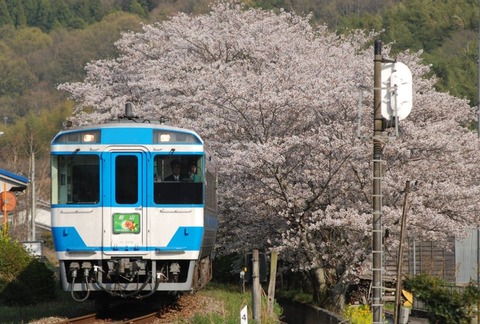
<box><xmin>58</xmin><ymin>2</ymin><xmax>480</xmax><ymax>309</ymax></box>
<box><xmin>0</xmin><ymin>42</ymin><xmax>37</xmax><ymax>98</ymax></box>
<box><xmin>46</xmin><ymin>12</ymin><xmax>143</xmax><ymax>84</ymax></box>
<box><xmin>9</xmin><ymin>26</ymin><xmax>52</xmax><ymax>56</ymax></box>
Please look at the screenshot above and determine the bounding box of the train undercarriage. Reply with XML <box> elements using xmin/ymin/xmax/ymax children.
<box><xmin>61</xmin><ymin>256</ymin><xmax>212</xmax><ymax>302</ymax></box>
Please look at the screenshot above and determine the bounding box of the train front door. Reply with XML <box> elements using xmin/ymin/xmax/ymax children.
<box><xmin>103</xmin><ymin>151</ymin><xmax>148</xmax><ymax>255</ymax></box>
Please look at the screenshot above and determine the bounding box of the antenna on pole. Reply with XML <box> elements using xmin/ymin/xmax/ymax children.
<box><xmin>125</xmin><ymin>102</ymin><xmax>133</xmax><ymax>118</ymax></box>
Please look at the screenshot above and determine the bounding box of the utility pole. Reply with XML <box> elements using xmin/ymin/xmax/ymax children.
<box><xmin>2</xmin><ymin>183</ymin><xmax>6</xmax><ymax>238</ymax></box>
<box><xmin>372</xmin><ymin>39</ymin><xmax>384</xmax><ymax>324</ymax></box>
<box><xmin>30</xmin><ymin>152</ymin><xmax>36</xmax><ymax>241</ymax></box>
<box><xmin>369</xmin><ymin>39</ymin><xmax>412</xmax><ymax>324</ymax></box>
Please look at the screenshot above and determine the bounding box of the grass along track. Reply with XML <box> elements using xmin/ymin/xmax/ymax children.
<box><xmin>1</xmin><ymin>283</ymin><xmax>282</xmax><ymax>323</ymax></box>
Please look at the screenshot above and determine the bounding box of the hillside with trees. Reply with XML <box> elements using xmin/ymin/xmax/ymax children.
<box><xmin>335</xmin><ymin>0</ymin><xmax>479</xmax><ymax>109</ymax></box>
<box><xmin>0</xmin><ymin>9</ymin><xmax>147</xmax><ymax>238</ymax></box>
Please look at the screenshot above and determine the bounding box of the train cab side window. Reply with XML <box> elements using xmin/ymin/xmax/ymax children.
<box><xmin>153</xmin><ymin>155</ymin><xmax>203</xmax><ymax>204</ymax></box>
<box><xmin>52</xmin><ymin>154</ymin><xmax>100</xmax><ymax>204</ymax></box>
<box><xmin>115</xmin><ymin>155</ymin><xmax>138</xmax><ymax>204</ymax></box>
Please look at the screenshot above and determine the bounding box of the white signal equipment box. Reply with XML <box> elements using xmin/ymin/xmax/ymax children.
<box><xmin>381</xmin><ymin>62</ymin><xmax>413</xmax><ymax>121</ymax></box>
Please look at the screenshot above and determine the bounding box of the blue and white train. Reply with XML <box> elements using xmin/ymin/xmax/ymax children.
<box><xmin>50</xmin><ymin>104</ymin><xmax>218</xmax><ymax>301</ymax></box>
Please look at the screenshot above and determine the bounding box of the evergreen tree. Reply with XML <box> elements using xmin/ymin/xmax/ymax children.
<box><xmin>0</xmin><ymin>0</ymin><xmax>12</xmax><ymax>26</ymax></box>
<box><xmin>22</xmin><ymin>0</ymin><xmax>38</xmax><ymax>26</ymax></box>
<box><xmin>35</xmin><ymin>0</ymin><xmax>54</xmax><ymax>31</ymax></box>
<box><xmin>73</xmin><ymin>0</ymin><xmax>104</xmax><ymax>24</ymax></box>
<box><xmin>128</xmin><ymin>0</ymin><xmax>147</xmax><ymax>17</ymax></box>
<box><xmin>50</xmin><ymin>0</ymin><xmax>74</xmax><ymax>28</ymax></box>
<box><xmin>6</xmin><ymin>0</ymin><xmax>26</xmax><ymax>27</ymax></box>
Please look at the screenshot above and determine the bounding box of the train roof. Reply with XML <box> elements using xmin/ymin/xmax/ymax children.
<box><xmin>52</xmin><ymin>118</ymin><xmax>205</xmax><ymax>146</ymax></box>
<box><xmin>50</xmin><ymin>104</ymin><xmax>216</xmax><ymax>156</ymax></box>
<box><xmin>59</xmin><ymin>119</ymin><xmax>199</xmax><ymax>134</ymax></box>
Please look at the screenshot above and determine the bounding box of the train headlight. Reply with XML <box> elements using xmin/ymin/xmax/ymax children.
<box><xmin>153</xmin><ymin>130</ymin><xmax>201</xmax><ymax>143</ymax></box>
<box><xmin>159</xmin><ymin>134</ymin><xmax>171</xmax><ymax>142</ymax></box>
<box><xmin>83</xmin><ymin>133</ymin><xmax>96</xmax><ymax>142</ymax></box>
<box><xmin>53</xmin><ymin>130</ymin><xmax>100</xmax><ymax>144</ymax></box>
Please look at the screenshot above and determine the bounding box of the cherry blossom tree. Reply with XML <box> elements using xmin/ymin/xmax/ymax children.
<box><xmin>58</xmin><ymin>2</ymin><xmax>480</xmax><ymax>308</ymax></box>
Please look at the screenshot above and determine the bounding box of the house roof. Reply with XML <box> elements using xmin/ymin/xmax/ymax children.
<box><xmin>0</xmin><ymin>168</ymin><xmax>29</xmax><ymax>191</ymax></box>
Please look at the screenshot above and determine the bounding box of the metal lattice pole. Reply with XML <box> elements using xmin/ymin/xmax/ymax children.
<box><xmin>372</xmin><ymin>39</ymin><xmax>384</xmax><ymax>324</ymax></box>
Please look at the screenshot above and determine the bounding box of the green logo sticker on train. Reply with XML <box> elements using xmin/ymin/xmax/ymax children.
<box><xmin>113</xmin><ymin>213</ymin><xmax>140</xmax><ymax>234</ymax></box>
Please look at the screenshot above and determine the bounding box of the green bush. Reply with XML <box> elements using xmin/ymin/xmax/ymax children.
<box><xmin>0</xmin><ymin>237</ymin><xmax>56</xmax><ymax>306</ymax></box>
<box><xmin>212</xmin><ymin>253</ymin><xmax>243</xmax><ymax>284</ymax></box>
<box><xmin>404</xmin><ymin>273</ymin><xmax>479</xmax><ymax>324</ymax></box>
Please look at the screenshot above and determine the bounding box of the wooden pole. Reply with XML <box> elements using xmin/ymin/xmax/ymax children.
<box><xmin>252</xmin><ymin>249</ymin><xmax>261</xmax><ymax>323</ymax></box>
<box><xmin>394</xmin><ymin>180</ymin><xmax>410</xmax><ymax>324</ymax></box>
<box><xmin>267</xmin><ymin>250</ymin><xmax>278</xmax><ymax>316</ymax></box>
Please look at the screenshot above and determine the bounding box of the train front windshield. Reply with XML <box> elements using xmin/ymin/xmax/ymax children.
<box><xmin>51</xmin><ymin>155</ymin><xmax>100</xmax><ymax>204</ymax></box>
<box><xmin>51</xmin><ymin>154</ymin><xmax>204</xmax><ymax>205</ymax></box>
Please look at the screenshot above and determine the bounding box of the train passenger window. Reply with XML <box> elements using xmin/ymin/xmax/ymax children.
<box><xmin>153</xmin><ymin>155</ymin><xmax>203</xmax><ymax>204</ymax></box>
<box><xmin>52</xmin><ymin>154</ymin><xmax>100</xmax><ymax>204</ymax></box>
<box><xmin>115</xmin><ymin>155</ymin><xmax>138</xmax><ymax>204</ymax></box>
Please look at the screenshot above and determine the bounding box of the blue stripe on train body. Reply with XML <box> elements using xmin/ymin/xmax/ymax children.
<box><xmin>51</xmin><ymin>226</ymin><xmax>204</xmax><ymax>252</ymax></box>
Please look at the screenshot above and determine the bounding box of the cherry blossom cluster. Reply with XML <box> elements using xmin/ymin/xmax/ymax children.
<box><xmin>58</xmin><ymin>1</ymin><xmax>480</xmax><ymax>302</ymax></box>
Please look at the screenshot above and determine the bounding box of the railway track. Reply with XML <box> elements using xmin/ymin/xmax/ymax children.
<box><xmin>35</xmin><ymin>291</ymin><xmax>220</xmax><ymax>323</ymax></box>
<box><xmin>56</xmin><ymin>294</ymin><xmax>177</xmax><ymax>324</ymax></box>
<box><xmin>56</xmin><ymin>313</ymin><xmax>96</xmax><ymax>324</ymax></box>
<box><xmin>57</xmin><ymin>310</ymin><xmax>160</xmax><ymax>323</ymax></box>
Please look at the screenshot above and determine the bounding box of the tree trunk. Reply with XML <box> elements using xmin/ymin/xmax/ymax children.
<box><xmin>308</xmin><ymin>267</ymin><xmax>348</xmax><ymax>311</ymax></box>
<box><xmin>331</xmin><ymin>280</ymin><xmax>348</xmax><ymax>311</ymax></box>
<box><xmin>309</xmin><ymin>267</ymin><xmax>330</xmax><ymax>305</ymax></box>
<box><xmin>308</xmin><ymin>268</ymin><xmax>321</xmax><ymax>303</ymax></box>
